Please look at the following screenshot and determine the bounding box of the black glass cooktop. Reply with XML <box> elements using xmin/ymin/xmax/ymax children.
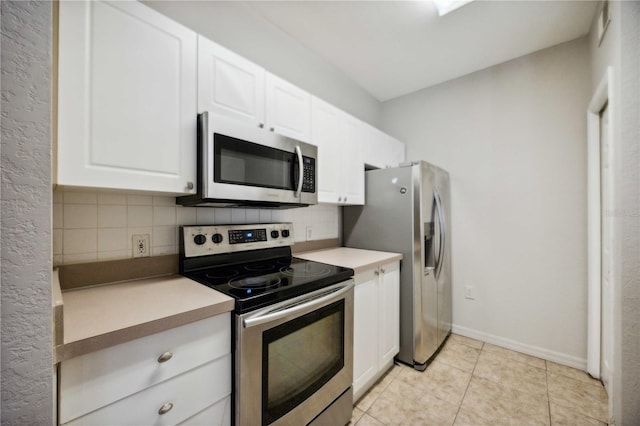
<box><xmin>182</xmin><ymin>255</ymin><xmax>353</xmax><ymax>313</ymax></box>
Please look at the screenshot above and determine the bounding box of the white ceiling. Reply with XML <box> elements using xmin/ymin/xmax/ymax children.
<box><xmin>244</xmin><ymin>1</ymin><xmax>598</xmax><ymax>102</ymax></box>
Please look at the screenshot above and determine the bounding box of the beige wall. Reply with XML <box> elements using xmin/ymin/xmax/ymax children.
<box><xmin>381</xmin><ymin>38</ymin><xmax>591</xmax><ymax>364</ymax></box>
<box><xmin>53</xmin><ymin>189</ymin><xmax>340</xmax><ymax>266</ymax></box>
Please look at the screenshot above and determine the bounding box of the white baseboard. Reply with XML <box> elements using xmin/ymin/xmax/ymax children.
<box><xmin>452</xmin><ymin>324</ymin><xmax>588</xmax><ymax>371</ymax></box>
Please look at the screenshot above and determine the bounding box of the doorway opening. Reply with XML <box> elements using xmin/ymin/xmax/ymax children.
<box><xmin>586</xmin><ymin>67</ymin><xmax>613</xmax><ymax>394</ymax></box>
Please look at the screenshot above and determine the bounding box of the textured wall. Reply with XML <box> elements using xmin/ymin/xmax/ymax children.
<box><xmin>381</xmin><ymin>38</ymin><xmax>591</xmax><ymax>364</ymax></box>
<box><xmin>1</xmin><ymin>1</ymin><xmax>53</xmax><ymax>424</ymax></box>
<box><xmin>617</xmin><ymin>2</ymin><xmax>640</xmax><ymax>423</ymax></box>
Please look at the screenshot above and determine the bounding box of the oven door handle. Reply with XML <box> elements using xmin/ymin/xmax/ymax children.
<box><xmin>243</xmin><ymin>281</ymin><xmax>354</xmax><ymax>329</ymax></box>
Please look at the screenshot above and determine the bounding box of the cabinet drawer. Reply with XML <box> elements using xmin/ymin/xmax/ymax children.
<box><xmin>60</xmin><ymin>313</ymin><xmax>230</xmax><ymax>423</ymax></box>
<box><xmin>178</xmin><ymin>395</ymin><xmax>230</xmax><ymax>426</ymax></box>
<box><xmin>64</xmin><ymin>354</ymin><xmax>231</xmax><ymax>425</ymax></box>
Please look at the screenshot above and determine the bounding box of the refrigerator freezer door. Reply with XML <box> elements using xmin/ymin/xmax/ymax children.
<box><xmin>414</xmin><ymin>162</ymin><xmax>438</xmax><ymax>368</ymax></box>
<box><xmin>435</xmin><ymin>170</ymin><xmax>452</xmax><ymax>348</ymax></box>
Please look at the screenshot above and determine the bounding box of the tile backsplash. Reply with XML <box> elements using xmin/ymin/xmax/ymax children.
<box><xmin>53</xmin><ymin>189</ymin><xmax>340</xmax><ymax>266</ymax></box>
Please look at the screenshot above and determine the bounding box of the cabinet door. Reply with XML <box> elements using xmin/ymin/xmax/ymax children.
<box><xmin>343</xmin><ymin>117</ymin><xmax>365</xmax><ymax>205</ymax></box>
<box><xmin>197</xmin><ymin>35</ymin><xmax>265</xmax><ymax>126</ymax></box>
<box><xmin>361</xmin><ymin>124</ymin><xmax>386</xmax><ymax>169</ymax></box>
<box><xmin>378</xmin><ymin>262</ymin><xmax>400</xmax><ymax>366</ymax></box>
<box><xmin>312</xmin><ymin>97</ymin><xmax>343</xmax><ymax>203</ymax></box>
<box><xmin>311</xmin><ymin>97</ymin><xmax>364</xmax><ymax>205</ymax></box>
<box><xmin>353</xmin><ymin>269</ymin><xmax>379</xmax><ymax>401</ymax></box>
<box><xmin>387</xmin><ymin>135</ymin><xmax>406</xmax><ymax>169</ymax></box>
<box><xmin>265</xmin><ymin>72</ymin><xmax>311</xmax><ymax>143</ymax></box>
<box><xmin>58</xmin><ymin>1</ymin><xmax>197</xmax><ymax>194</ymax></box>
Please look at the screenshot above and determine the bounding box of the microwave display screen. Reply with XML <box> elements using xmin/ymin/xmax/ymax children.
<box><xmin>214</xmin><ymin>133</ymin><xmax>300</xmax><ymax>191</ymax></box>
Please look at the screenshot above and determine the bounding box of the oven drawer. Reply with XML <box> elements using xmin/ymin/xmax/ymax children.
<box><xmin>63</xmin><ymin>354</ymin><xmax>231</xmax><ymax>425</ymax></box>
<box><xmin>60</xmin><ymin>313</ymin><xmax>230</xmax><ymax>423</ymax></box>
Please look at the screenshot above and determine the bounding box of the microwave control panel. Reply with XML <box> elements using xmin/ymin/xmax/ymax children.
<box><xmin>302</xmin><ymin>156</ymin><xmax>315</xmax><ymax>193</ymax></box>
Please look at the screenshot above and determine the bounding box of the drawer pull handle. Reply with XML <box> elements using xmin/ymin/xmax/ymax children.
<box><xmin>158</xmin><ymin>402</ymin><xmax>173</xmax><ymax>415</ymax></box>
<box><xmin>157</xmin><ymin>352</ymin><xmax>173</xmax><ymax>363</ymax></box>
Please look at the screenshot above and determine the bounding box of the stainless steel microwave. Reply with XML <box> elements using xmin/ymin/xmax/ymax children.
<box><xmin>177</xmin><ymin>112</ymin><xmax>317</xmax><ymax>208</ymax></box>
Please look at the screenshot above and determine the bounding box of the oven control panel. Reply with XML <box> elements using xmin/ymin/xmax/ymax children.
<box><xmin>182</xmin><ymin>223</ymin><xmax>294</xmax><ymax>257</ymax></box>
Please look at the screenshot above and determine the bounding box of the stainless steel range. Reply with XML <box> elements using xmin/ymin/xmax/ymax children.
<box><xmin>180</xmin><ymin>223</ymin><xmax>354</xmax><ymax>426</ymax></box>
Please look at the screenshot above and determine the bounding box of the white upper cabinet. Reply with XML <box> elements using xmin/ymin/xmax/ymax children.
<box><xmin>197</xmin><ymin>37</ymin><xmax>311</xmax><ymax>143</ymax></box>
<box><xmin>197</xmin><ymin>35</ymin><xmax>265</xmax><ymax>126</ymax></box>
<box><xmin>57</xmin><ymin>0</ymin><xmax>197</xmax><ymax>194</ymax></box>
<box><xmin>361</xmin><ymin>124</ymin><xmax>406</xmax><ymax>170</ymax></box>
<box><xmin>312</xmin><ymin>97</ymin><xmax>364</xmax><ymax>205</ymax></box>
<box><xmin>265</xmin><ymin>72</ymin><xmax>311</xmax><ymax>143</ymax></box>
<box><xmin>387</xmin><ymin>135</ymin><xmax>406</xmax><ymax>169</ymax></box>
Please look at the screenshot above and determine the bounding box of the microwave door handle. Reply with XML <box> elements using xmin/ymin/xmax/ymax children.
<box><xmin>294</xmin><ymin>145</ymin><xmax>303</xmax><ymax>198</ymax></box>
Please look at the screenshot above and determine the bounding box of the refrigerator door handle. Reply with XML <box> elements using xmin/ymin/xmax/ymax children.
<box><xmin>424</xmin><ymin>221</ymin><xmax>435</xmax><ymax>274</ymax></box>
<box><xmin>434</xmin><ymin>189</ymin><xmax>446</xmax><ymax>278</ymax></box>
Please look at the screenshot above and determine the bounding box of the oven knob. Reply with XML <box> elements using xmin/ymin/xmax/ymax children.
<box><xmin>212</xmin><ymin>233</ymin><xmax>223</xmax><ymax>244</ymax></box>
<box><xmin>271</xmin><ymin>230</ymin><xmax>279</xmax><ymax>239</ymax></box>
<box><xmin>193</xmin><ymin>234</ymin><xmax>207</xmax><ymax>245</ymax></box>
<box><xmin>281</xmin><ymin>229</ymin><xmax>290</xmax><ymax>238</ymax></box>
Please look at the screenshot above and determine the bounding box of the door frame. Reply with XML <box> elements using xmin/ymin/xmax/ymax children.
<box><xmin>586</xmin><ymin>67</ymin><xmax>614</xmax><ymax>379</ymax></box>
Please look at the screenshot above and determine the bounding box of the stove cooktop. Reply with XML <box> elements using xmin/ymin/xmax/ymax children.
<box><xmin>183</xmin><ymin>256</ymin><xmax>353</xmax><ymax>313</ymax></box>
<box><xmin>179</xmin><ymin>223</ymin><xmax>354</xmax><ymax>313</ymax></box>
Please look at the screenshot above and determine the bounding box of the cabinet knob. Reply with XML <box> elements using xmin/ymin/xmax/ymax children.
<box><xmin>157</xmin><ymin>352</ymin><xmax>173</xmax><ymax>363</ymax></box>
<box><xmin>338</xmin><ymin>197</ymin><xmax>342</xmax><ymax>202</ymax></box>
<box><xmin>374</xmin><ymin>270</ymin><xmax>379</xmax><ymax>276</ymax></box>
<box><xmin>381</xmin><ymin>268</ymin><xmax>386</xmax><ymax>273</ymax></box>
<box><xmin>258</xmin><ymin>123</ymin><xmax>264</xmax><ymax>129</ymax></box>
<box><xmin>344</xmin><ymin>196</ymin><xmax>348</xmax><ymax>202</ymax></box>
<box><xmin>186</xmin><ymin>181</ymin><xmax>194</xmax><ymax>190</ymax></box>
<box><xmin>158</xmin><ymin>402</ymin><xmax>174</xmax><ymax>415</ymax></box>
<box><xmin>269</xmin><ymin>127</ymin><xmax>275</xmax><ymax>132</ymax></box>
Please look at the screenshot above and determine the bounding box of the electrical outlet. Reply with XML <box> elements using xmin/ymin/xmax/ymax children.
<box><xmin>306</xmin><ymin>226</ymin><xmax>313</xmax><ymax>241</ymax></box>
<box><xmin>132</xmin><ymin>234</ymin><xmax>150</xmax><ymax>258</ymax></box>
<box><xmin>464</xmin><ymin>285</ymin><xmax>475</xmax><ymax>300</ymax></box>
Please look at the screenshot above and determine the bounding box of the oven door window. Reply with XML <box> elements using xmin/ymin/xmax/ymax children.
<box><xmin>262</xmin><ymin>300</ymin><xmax>344</xmax><ymax>425</ymax></box>
<box><xmin>214</xmin><ymin>133</ymin><xmax>298</xmax><ymax>191</ymax></box>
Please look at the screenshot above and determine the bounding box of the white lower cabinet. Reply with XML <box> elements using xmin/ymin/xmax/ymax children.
<box><xmin>59</xmin><ymin>313</ymin><xmax>231</xmax><ymax>425</ymax></box>
<box><xmin>353</xmin><ymin>261</ymin><xmax>400</xmax><ymax>402</ymax></box>
<box><xmin>178</xmin><ymin>395</ymin><xmax>230</xmax><ymax>426</ymax></box>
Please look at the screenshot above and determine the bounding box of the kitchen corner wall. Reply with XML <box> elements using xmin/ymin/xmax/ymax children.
<box><xmin>52</xmin><ymin>189</ymin><xmax>340</xmax><ymax>266</ymax></box>
<box><xmin>382</xmin><ymin>37</ymin><xmax>590</xmax><ymax>364</ymax></box>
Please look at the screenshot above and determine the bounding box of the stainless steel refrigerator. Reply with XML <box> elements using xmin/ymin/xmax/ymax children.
<box><xmin>343</xmin><ymin>161</ymin><xmax>451</xmax><ymax>371</ymax></box>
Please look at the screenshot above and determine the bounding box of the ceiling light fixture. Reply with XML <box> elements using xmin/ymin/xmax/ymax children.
<box><xmin>432</xmin><ymin>0</ymin><xmax>475</xmax><ymax>16</ymax></box>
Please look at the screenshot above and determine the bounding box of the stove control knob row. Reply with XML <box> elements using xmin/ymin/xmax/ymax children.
<box><xmin>193</xmin><ymin>233</ymin><xmax>224</xmax><ymax>245</ymax></box>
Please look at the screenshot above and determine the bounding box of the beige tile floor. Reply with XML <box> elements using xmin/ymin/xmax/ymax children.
<box><xmin>351</xmin><ymin>334</ymin><xmax>609</xmax><ymax>426</ymax></box>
